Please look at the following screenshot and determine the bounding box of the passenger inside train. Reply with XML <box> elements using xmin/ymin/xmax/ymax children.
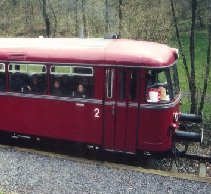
<box><xmin>27</xmin><ymin>75</ymin><xmax>45</xmax><ymax>94</ymax></box>
<box><xmin>51</xmin><ymin>80</ymin><xmax>62</xmax><ymax>96</ymax></box>
<box><xmin>73</xmin><ymin>84</ymin><xmax>86</xmax><ymax>98</ymax></box>
<box><xmin>146</xmin><ymin>70</ymin><xmax>169</xmax><ymax>102</ymax></box>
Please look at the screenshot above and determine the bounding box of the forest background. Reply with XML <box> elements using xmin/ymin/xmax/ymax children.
<box><xmin>0</xmin><ymin>0</ymin><xmax>210</xmax><ymax>123</ymax></box>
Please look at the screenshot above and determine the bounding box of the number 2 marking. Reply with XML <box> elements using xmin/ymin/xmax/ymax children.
<box><xmin>94</xmin><ymin>108</ymin><xmax>100</xmax><ymax>118</ymax></box>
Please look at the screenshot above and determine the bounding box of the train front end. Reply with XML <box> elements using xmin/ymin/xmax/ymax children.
<box><xmin>137</xmin><ymin>62</ymin><xmax>203</xmax><ymax>155</ymax></box>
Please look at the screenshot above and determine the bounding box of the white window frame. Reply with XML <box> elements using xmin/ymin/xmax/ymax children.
<box><xmin>106</xmin><ymin>69</ymin><xmax>114</xmax><ymax>99</ymax></box>
<box><xmin>50</xmin><ymin>65</ymin><xmax>93</xmax><ymax>77</ymax></box>
<box><xmin>8</xmin><ymin>63</ymin><xmax>46</xmax><ymax>74</ymax></box>
<box><xmin>0</xmin><ymin>63</ymin><xmax>5</xmax><ymax>72</ymax></box>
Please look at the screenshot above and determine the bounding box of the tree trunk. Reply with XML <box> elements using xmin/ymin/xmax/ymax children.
<box><xmin>105</xmin><ymin>0</ymin><xmax>109</xmax><ymax>33</ymax></box>
<box><xmin>197</xmin><ymin>10</ymin><xmax>205</xmax><ymax>28</ymax></box>
<box><xmin>81</xmin><ymin>0</ymin><xmax>87</xmax><ymax>37</ymax></box>
<box><xmin>198</xmin><ymin>1</ymin><xmax>211</xmax><ymax>114</ymax></box>
<box><xmin>170</xmin><ymin>0</ymin><xmax>190</xmax><ymax>80</ymax></box>
<box><xmin>39</xmin><ymin>0</ymin><xmax>50</xmax><ymax>37</ymax></box>
<box><xmin>25</xmin><ymin>0</ymin><xmax>34</xmax><ymax>36</ymax></box>
<box><xmin>74</xmin><ymin>0</ymin><xmax>79</xmax><ymax>37</ymax></box>
<box><xmin>48</xmin><ymin>0</ymin><xmax>57</xmax><ymax>37</ymax></box>
<box><xmin>189</xmin><ymin>0</ymin><xmax>197</xmax><ymax>114</ymax></box>
<box><xmin>170</xmin><ymin>0</ymin><xmax>198</xmax><ymax>114</ymax></box>
<box><xmin>118</xmin><ymin>0</ymin><xmax>123</xmax><ymax>38</ymax></box>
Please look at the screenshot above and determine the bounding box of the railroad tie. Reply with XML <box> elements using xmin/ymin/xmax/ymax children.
<box><xmin>170</xmin><ymin>160</ymin><xmax>178</xmax><ymax>173</ymax></box>
<box><xmin>198</xmin><ymin>162</ymin><xmax>206</xmax><ymax>177</ymax></box>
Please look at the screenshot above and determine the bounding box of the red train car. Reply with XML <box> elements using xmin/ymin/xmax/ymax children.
<box><xmin>0</xmin><ymin>38</ymin><xmax>202</xmax><ymax>155</ymax></box>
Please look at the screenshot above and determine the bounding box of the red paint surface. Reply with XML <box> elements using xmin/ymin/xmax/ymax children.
<box><xmin>0</xmin><ymin>38</ymin><xmax>177</xmax><ymax>67</ymax></box>
<box><xmin>138</xmin><ymin>105</ymin><xmax>179</xmax><ymax>151</ymax></box>
<box><xmin>103</xmin><ymin>68</ymin><xmax>138</xmax><ymax>152</ymax></box>
<box><xmin>0</xmin><ymin>38</ymin><xmax>180</xmax><ymax>154</ymax></box>
<box><xmin>0</xmin><ymin>95</ymin><xmax>103</xmax><ymax>145</ymax></box>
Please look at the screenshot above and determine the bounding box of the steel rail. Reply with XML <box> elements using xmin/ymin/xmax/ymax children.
<box><xmin>184</xmin><ymin>153</ymin><xmax>211</xmax><ymax>162</ymax></box>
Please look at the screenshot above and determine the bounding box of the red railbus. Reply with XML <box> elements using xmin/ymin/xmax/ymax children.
<box><xmin>0</xmin><ymin>38</ymin><xmax>202</xmax><ymax>155</ymax></box>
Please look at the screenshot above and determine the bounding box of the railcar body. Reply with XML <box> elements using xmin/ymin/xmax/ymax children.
<box><xmin>0</xmin><ymin>38</ymin><xmax>202</xmax><ymax>155</ymax></box>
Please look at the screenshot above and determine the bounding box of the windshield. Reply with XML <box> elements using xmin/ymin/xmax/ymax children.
<box><xmin>169</xmin><ymin>64</ymin><xmax>180</xmax><ymax>97</ymax></box>
<box><xmin>146</xmin><ymin>64</ymin><xmax>180</xmax><ymax>103</ymax></box>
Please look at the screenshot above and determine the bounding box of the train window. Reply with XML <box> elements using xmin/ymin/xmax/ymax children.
<box><xmin>9</xmin><ymin>64</ymin><xmax>27</xmax><ymax>73</ymax></box>
<box><xmin>51</xmin><ymin>66</ymin><xmax>73</xmax><ymax>74</ymax></box>
<box><xmin>26</xmin><ymin>64</ymin><xmax>47</xmax><ymax>94</ymax></box>
<box><xmin>146</xmin><ymin>69</ymin><xmax>172</xmax><ymax>103</ymax></box>
<box><xmin>50</xmin><ymin>66</ymin><xmax>93</xmax><ymax>76</ymax></box>
<box><xmin>28</xmin><ymin>64</ymin><xmax>46</xmax><ymax>74</ymax></box>
<box><xmin>106</xmin><ymin>69</ymin><xmax>114</xmax><ymax>98</ymax></box>
<box><xmin>0</xmin><ymin>63</ymin><xmax>6</xmax><ymax>91</ymax></box>
<box><xmin>8</xmin><ymin>63</ymin><xmax>47</xmax><ymax>94</ymax></box>
<box><xmin>119</xmin><ymin>70</ymin><xmax>126</xmax><ymax>100</ymax></box>
<box><xmin>50</xmin><ymin>65</ymin><xmax>94</xmax><ymax>98</ymax></box>
<box><xmin>0</xmin><ymin>63</ymin><xmax>5</xmax><ymax>72</ymax></box>
<box><xmin>170</xmin><ymin>65</ymin><xmax>180</xmax><ymax>97</ymax></box>
<box><xmin>74</xmin><ymin>67</ymin><xmax>93</xmax><ymax>76</ymax></box>
<box><xmin>130</xmin><ymin>71</ymin><xmax>137</xmax><ymax>101</ymax></box>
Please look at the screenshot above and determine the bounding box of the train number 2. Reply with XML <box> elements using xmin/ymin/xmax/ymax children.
<box><xmin>94</xmin><ymin>108</ymin><xmax>100</xmax><ymax>118</ymax></box>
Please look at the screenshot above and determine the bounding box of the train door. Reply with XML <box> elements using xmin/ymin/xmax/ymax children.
<box><xmin>104</xmin><ymin>68</ymin><xmax>139</xmax><ymax>153</ymax></box>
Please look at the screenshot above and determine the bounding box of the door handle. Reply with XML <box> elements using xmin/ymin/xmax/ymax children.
<box><xmin>112</xmin><ymin>106</ymin><xmax>115</xmax><ymax>115</ymax></box>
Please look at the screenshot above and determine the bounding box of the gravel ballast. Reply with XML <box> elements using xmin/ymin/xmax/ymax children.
<box><xmin>0</xmin><ymin>147</ymin><xmax>211</xmax><ymax>194</ymax></box>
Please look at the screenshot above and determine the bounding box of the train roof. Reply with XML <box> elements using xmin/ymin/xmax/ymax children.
<box><xmin>0</xmin><ymin>38</ymin><xmax>178</xmax><ymax>68</ymax></box>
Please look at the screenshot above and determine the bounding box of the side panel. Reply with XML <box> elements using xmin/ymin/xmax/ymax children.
<box><xmin>0</xmin><ymin>95</ymin><xmax>103</xmax><ymax>144</ymax></box>
<box><xmin>114</xmin><ymin>102</ymin><xmax>137</xmax><ymax>152</ymax></box>
<box><xmin>138</xmin><ymin>105</ymin><xmax>179</xmax><ymax>152</ymax></box>
<box><xmin>137</xmin><ymin>68</ymin><xmax>181</xmax><ymax>152</ymax></box>
<box><xmin>126</xmin><ymin>104</ymin><xmax>138</xmax><ymax>152</ymax></box>
<box><xmin>0</xmin><ymin>66</ymin><xmax>104</xmax><ymax>145</ymax></box>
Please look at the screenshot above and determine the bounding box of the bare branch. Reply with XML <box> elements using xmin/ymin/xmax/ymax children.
<box><xmin>169</xmin><ymin>0</ymin><xmax>190</xmax><ymax>81</ymax></box>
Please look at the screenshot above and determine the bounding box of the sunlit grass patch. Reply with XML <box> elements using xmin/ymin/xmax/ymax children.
<box><xmin>171</xmin><ymin>31</ymin><xmax>211</xmax><ymax>120</ymax></box>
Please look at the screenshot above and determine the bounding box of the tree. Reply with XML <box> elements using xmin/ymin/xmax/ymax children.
<box><xmin>74</xmin><ymin>0</ymin><xmax>79</xmax><ymax>37</ymax></box>
<box><xmin>104</xmin><ymin>0</ymin><xmax>109</xmax><ymax>33</ymax></box>
<box><xmin>48</xmin><ymin>0</ymin><xmax>57</xmax><ymax>37</ymax></box>
<box><xmin>116</xmin><ymin>0</ymin><xmax>173</xmax><ymax>42</ymax></box>
<box><xmin>81</xmin><ymin>0</ymin><xmax>88</xmax><ymax>37</ymax></box>
<box><xmin>189</xmin><ymin>0</ymin><xmax>197</xmax><ymax>113</ymax></box>
<box><xmin>170</xmin><ymin>0</ymin><xmax>211</xmax><ymax>115</ymax></box>
<box><xmin>118</xmin><ymin>0</ymin><xmax>123</xmax><ymax>37</ymax></box>
<box><xmin>170</xmin><ymin>0</ymin><xmax>197</xmax><ymax>114</ymax></box>
<box><xmin>39</xmin><ymin>0</ymin><xmax>50</xmax><ymax>37</ymax></box>
<box><xmin>198</xmin><ymin>0</ymin><xmax>211</xmax><ymax>114</ymax></box>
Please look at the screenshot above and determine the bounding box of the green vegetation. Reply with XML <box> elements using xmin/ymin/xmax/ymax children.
<box><xmin>0</xmin><ymin>190</ymin><xmax>5</xmax><ymax>194</ymax></box>
<box><xmin>172</xmin><ymin>31</ymin><xmax>211</xmax><ymax>121</ymax></box>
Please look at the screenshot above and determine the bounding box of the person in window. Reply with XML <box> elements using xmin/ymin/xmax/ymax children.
<box><xmin>11</xmin><ymin>73</ymin><xmax>28</xmax><ymax>93</ymax></box>
<box><xmin>52</xmin><ymin>80</ymin><xmax>62</xmax><ymax>96</ymax></box>
<box><xmin>159</xmin><ymin>86</ymin><xmax>170</xmax><ymax>101</ymax></box>
<box><xmin>73</xmin><ymin>83</ymin><xmax>86</xmax><ymax>98</ymax></box>
<box><xmin>27</xmin><ymin>75</ymin><xmax>41</xmax><ymax>94</ymax></box>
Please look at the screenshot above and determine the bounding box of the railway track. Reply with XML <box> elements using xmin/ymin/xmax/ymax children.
<box><xmin>169</xmin><ymin>154</ymin><xmax>210</xmax><ymax>177</ymax></box>
<box><xmin>185</xmin><ymin>153</ymin><xmax>211</xmax><ymax>162</ymax></box>
<box><xmin>0</xmin><ymin>139</ymin><xmax>210</xmax><ymax>184</ymax></box>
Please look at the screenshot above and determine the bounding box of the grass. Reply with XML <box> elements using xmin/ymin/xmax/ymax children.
<box><xmin>171</xmin><ymin>30</ymin><xmax>211</xmax><ymax>121</ymax></box>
